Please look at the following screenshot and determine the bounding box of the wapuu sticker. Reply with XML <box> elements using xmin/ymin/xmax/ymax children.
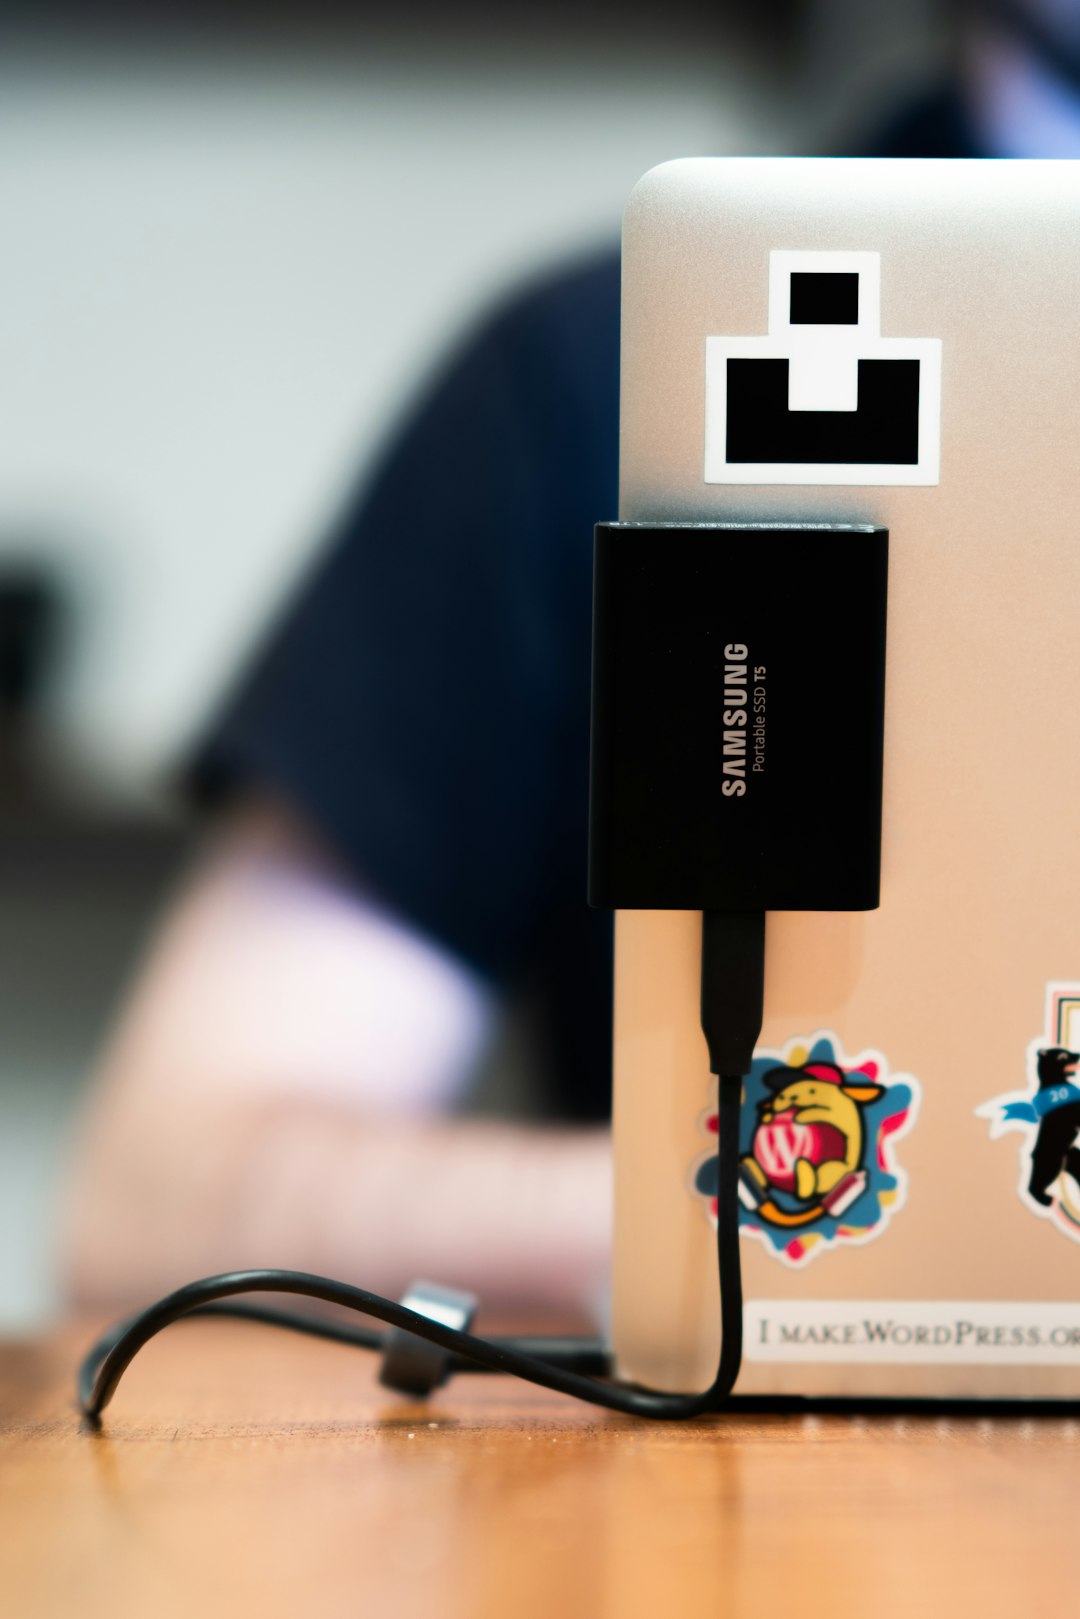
<box><xmin>692</xmin><ymin>1032</ymin><xmax>920</xmax><ymax>1266</ymax></box>
<box><xmin>977</xmin><ymin>984</ymin><xmax>1080</xmax><ymax>1241</ymax></box>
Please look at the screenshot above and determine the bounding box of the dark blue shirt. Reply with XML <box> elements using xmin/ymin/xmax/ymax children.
<box><xmin>195</xmin><ymin>253</ymin><xmax>622</xmax><ymax>1119</ymax></box>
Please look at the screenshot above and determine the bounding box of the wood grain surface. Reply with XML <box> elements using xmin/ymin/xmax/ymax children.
<box><xmin>2</xmin><ymin>1317</ymin><xmax>1078</xmax><ymax>1618</ymax></box>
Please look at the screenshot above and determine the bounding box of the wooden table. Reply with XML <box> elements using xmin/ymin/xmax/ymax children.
<box><xmin>3</xmin><ymin>1318</ymin><xmax>1077</xmax><ymax>1618</ymax></box>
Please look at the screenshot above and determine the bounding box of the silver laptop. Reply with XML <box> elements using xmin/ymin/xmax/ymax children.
<box><xmin>610</xmin><ymin>157</ymin><xmax>1080</xmax><ymax>1401</ymax></box>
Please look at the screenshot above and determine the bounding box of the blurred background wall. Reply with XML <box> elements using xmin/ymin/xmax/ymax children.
<box><xmin>0</xmin><ymin>0</ymin><xmax>948</xmax><ymax>1327</ymax></box>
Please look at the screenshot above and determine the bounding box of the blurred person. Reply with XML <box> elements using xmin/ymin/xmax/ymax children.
<box><xmin>62</xmin><ymin>0</ymin><xmax>1080</xmax><ymax>1318</ymax></box>
<box><xmin>64</xmin><ymin>260</ymin><xmax>621</xmax><ymax>1319</ymax></box>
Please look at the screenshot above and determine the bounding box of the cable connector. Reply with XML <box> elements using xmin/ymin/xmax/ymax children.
<box><xmin>700</xmin><ymin>910</ymin><xmax>765</xmax><ymax>1078</ymax></box>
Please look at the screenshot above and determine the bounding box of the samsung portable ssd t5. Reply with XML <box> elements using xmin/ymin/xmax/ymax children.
<box><xmin>607</xmin><ymin>157</ymin><xmax>1080</xmax><ymax>1401</ymax></box>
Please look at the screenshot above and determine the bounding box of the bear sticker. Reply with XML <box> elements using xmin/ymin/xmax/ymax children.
<box><xmin>692</xmin><ymin>1031</ymin><xmax>920</xmax><ymax>1266</ymax></box>
<box><xmin>978</xmin><ymin>982</ymin><xmax>1080</xmax><ymax>1241</ymax></box>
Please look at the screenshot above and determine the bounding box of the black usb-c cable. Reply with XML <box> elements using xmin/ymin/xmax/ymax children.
<box><xmin>79</xmin><ymin>910</ymin><xmax>763</xmax><ymax>1424</ymax></box>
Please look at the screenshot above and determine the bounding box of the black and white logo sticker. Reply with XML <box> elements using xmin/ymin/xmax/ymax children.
<box><xmin>704</xmin><ymin>251</ymin><xmax>942</xmax><ymax>486</ymax></box>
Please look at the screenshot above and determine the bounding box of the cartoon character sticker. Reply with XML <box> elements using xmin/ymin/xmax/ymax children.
<box><xmin>692</xmin><ymin>1031</ymin><xmax>920</xmax><ymax>1266</ymax></box>
<box><xmin>977</xmin><ymin>983</ymin><xmax>1080</xmax><ymax>1240</ymax></box>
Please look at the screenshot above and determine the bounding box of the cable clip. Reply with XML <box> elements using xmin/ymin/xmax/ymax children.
<box><xmin>378</xmin><ymin>1280</ymin><xmax>478</xmax><ymax>1397</ymax></box>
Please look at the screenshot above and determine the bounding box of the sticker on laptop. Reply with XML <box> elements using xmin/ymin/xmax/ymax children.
<box><xmin>692</xmin><ymin>1031</ymin><xmax>921</xmax><ymax>1266</ymax></box>
<box><xmin>704</xmin><ymin>250</ymin><xmax>942</xmax><ymax>486</ymax></box>
<box><xmin>977</xmin><ymin>983</ymin><xmax>1080</xmax><ymax>1242</ymax></box>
